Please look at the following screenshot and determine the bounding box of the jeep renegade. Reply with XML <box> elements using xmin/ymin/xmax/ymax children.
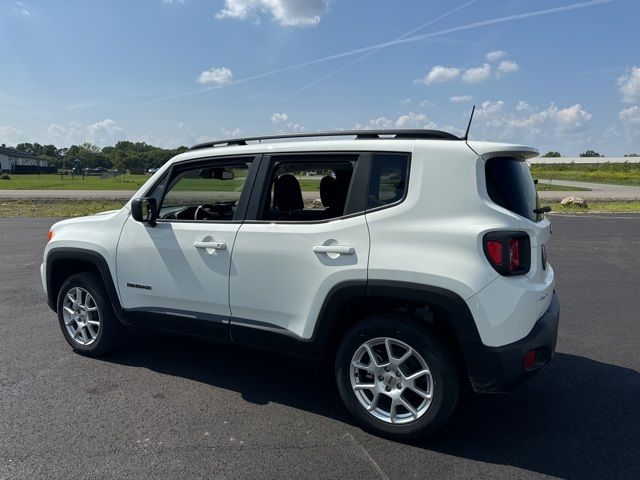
<box><xmin>41</xmin><ymin>129</ymin><xmax>559</xmax><ymax>440</ymax></box>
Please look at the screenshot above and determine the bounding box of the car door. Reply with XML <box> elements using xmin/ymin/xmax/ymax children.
<box><xmin>116</xmin><ymin>155</ymin><xmax>258</xmax><ymax>339</ymax></box>
<box><xmin>229</xmin><ymin>152</ymin><xmax>371</xmax><ymax>344</ymax></box>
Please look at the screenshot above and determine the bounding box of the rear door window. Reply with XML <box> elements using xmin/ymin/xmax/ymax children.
<box><xmin>485</xmin><ymin>157</ymin><xmax>540</xmax><ymax>222</ymax></box>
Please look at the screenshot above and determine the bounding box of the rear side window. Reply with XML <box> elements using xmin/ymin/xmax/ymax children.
<box><xmin>368</xmin><ymin>153</ymin><xmax>409</xmax><ymax>209</ymax></box>
<box><xmin>485</xmin><ymin>157</ymin><xmax>540</xmax><ymax>222</ymax></box>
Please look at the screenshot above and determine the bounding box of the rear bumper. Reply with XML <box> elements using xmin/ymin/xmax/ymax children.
<box><xmin>464</xmin><ymin>290</ymin><xmax>559</xmax><ymax>393</ymax></box>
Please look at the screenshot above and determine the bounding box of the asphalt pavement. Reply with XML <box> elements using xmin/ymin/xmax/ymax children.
<box><xmin>0</xmin><ymin>214</ymin><xmax>639</xmax><ymax>479</ymax></box>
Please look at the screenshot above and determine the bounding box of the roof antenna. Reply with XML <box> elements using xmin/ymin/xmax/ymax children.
<box><xmin>463</xmin><ymin>105</ymin><xmax>476</xmax><ymax>141</ymax></box>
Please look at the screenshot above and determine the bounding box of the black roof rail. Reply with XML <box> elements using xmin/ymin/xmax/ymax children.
<box><xmin>189</xmin><ymin>129</ymin><xmax>460</xmax><ymax>151</ymax></box>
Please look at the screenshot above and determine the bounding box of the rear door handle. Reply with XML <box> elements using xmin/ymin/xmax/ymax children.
<box><xmin>313</xmin><ymin>245</ymin><xmax>355</xmax><ymax>255</ymax></box>
<box><xmin>194</xmin><ymin>240</ymin><xmax>227</xmax><ymax>250</ymax></box>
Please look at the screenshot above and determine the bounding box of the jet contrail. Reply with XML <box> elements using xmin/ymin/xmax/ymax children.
<box><xmin>294</xmin><ymin>0</ymin><xmax>478</xmax><ymax>95</ymax></box>
<box><xmin>138</xmin><ymin>0</ymin><xmax>613</xmax><ymax>106</ymax></box>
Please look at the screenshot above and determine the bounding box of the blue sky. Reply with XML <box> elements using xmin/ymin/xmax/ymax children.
<box><xmin>1</xmin><ymin>0</ymin><xmax>639</xmax><ymax>155</ymax></box>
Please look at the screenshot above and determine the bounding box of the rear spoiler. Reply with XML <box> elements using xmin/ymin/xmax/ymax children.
<box><xmin>466</xmin><ymin>141</ymin><xmax>539</xmax><ymax>161</ymax></box>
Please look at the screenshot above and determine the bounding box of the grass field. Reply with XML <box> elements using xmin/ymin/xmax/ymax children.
<box><xmin>1</xmin><ymin>199</ymin><xmax>639</xmax><ymax>218</ymax></box>
<box><xmin>0</xmin><ymin>173</ymin><xmax>328</xmax><ymax>192</ymax></box>
<box><xmin>531</xmin><ymin>163</ymin><xmax>640</xmax><ymax>186</ymax></box>
<box><xmin>536</xmin><ymin>183</ymin><xmax>590</xmax><ymax>191</ymax></box>
<box><xmin>0</xmin><ymin>172</ymin><xmax>597</xmax><ymax>193</ymax></box>
<box><xmin>0</xmin><ymin>200</ymin><xmax>125</xmax><ymax>217</ymax></box>
<box><xmin>549</xmin><ymin>201</ymin><xmax>640</xmax><ymax>213</ymax></box>
<box><xmin>0</xmin><ymin>173</ymin><xmax>150</xmax><ymax>190</ymax></box>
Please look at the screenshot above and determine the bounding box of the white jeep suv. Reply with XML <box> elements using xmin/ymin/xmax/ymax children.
<box><xmin>41</xmin><ymin>129</ymin><xmax>559</xmax><ymax>440</ymax></box>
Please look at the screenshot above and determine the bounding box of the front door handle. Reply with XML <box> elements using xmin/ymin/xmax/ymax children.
<box><xmin>194</xmin><ymin>240</ymin><xmax>227</xmax><ymax>250</ymax></box>
<box><xmin>313</xmin><ymin>245</ymin><xmax>355</xmax><ymax>255</ymax></box>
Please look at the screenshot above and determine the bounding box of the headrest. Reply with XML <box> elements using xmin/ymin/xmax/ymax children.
<box><xmin>320</xmin><ymin>176</ymin><xmax>338</xmax><ymax>209</ymax></box>
<box><xmin>273</xmin><ymin>173</ymin><xmax>304</xmax><ymax>211</ymax></box>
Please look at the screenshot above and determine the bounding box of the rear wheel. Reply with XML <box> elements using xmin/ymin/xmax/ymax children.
<box><xmin>57</xmin><ymin>272</ymin><xmax>122</xmax><ymax>356</ymax></box>
<box><xmin>335</xmin><ymin>315</ymin><xmax>460</xmax><ymax>440</ymax></box>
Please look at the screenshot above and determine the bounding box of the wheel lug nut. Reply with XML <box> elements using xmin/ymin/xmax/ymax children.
<box><xmin>378</xmin><ymin>375</ymin><xmax>384</xmax><ymax>381</ymax></box>
<box><xmin>384</xmin><ymin>367</ymin><xmax>390</xmax><ymax>372</ymax></box>
<box><xmin>396</xmin><ymin>371</ymin><xmax>401</xmax><ymax>377</ymax></box>
<box><xmin>397</xmin><ymin>384</ymin><xmax>402</xmax><ymax>389</ymax></box>
<box><xmin>385</xmin><ymin>386</ymin><xmax>391</xmax><ymax>392</ymax></box>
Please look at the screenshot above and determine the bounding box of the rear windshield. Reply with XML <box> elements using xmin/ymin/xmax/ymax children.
<box><xmin>485</xmin><ymin>157</ymin><xmax>540</xmax><ymax>222</ymax></box>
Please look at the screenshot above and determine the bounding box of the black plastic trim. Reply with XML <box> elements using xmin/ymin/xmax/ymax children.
<box><xmin>122</xmin><ymin>307</ymin><xmax>229</xmax><ymax>341</ymax></box>
<box><xmin>229</xmin><ymin>281</ymin><xmax>367</xmax><ymax>358</ymax></box>
<box><xmin>190</xmin><ymin>129</ymin><xmax>460</xmax><ymax>150</ymax></box>
<box><xmin>467</xmin><ymin>291</ymin><xmax>559</xmax><ymax>392</ymax></box>
<box><xmin>46</xmin><ymin>248</ymin><xmax>124</xmax><ymax>317</ymax></box>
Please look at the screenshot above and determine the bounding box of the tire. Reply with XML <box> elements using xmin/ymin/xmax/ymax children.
<box><xmin>335</xmin><ymin>315</ymin><xmax>460</xmax><ymax>440</ymax></box>
<box><xmin>56</xmin><ymin>272</ymin><xmax>123</xmax><ymax>356</ymax></box>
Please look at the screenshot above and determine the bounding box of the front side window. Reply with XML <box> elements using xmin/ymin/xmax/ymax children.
<box><xmin>158</xmin><ymin>160</ymin><xmax>252</xmax><ymax>221</ymax></box>
<box><xmin>368</xmin><ymin>153</ymin><xmax>409</xmax><ymax>209</ymax></box>
<box><xmin>260</xmin><ymin>155</ymin><xmax>359</xmax><ymax>221</ymax></box>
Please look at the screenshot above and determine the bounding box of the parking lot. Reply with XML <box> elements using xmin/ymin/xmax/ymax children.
<box><xmin>1</xmin><ymin>214</ymin><xmax>639</xmax><ymax>479</ymax></box>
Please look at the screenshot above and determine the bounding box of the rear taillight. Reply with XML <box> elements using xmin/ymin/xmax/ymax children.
<box><xmin>483</xmin><ymin>231</ymin><xmax>531</xmax><ymax>276</ymax></box>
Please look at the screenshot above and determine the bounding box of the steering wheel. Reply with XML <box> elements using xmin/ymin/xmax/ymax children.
<box><xmin>194</xmin><ymin>204</ymin><xmax>218</xmax><ymax>220</ymax></box>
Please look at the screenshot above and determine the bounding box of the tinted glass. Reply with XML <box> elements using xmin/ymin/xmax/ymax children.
<box><xmin>368</xmin><ymin>153</ymin><xmax>409</xmax><ymax>209</ymax></box>
<box><xmin>261</xmin><ymin>158</ymin><xmax>356</xmax><ymax>221</ymax></box>
<box><xmin>485</xmin><ymin>157</ymin><xmax>540</xmax><ymax>222</ymax></box>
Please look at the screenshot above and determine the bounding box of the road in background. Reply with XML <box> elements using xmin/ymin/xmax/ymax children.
<box><xmin>1</xmin><ymin>215</ymin><xmax>639</xmax><ymax>479</ymax></box>
<box><xmin>2</xmin><ymin>183</ymin><xmax>640</xmax><ymax>202</ymax></box>
<box><xmin>536</xmin><ymin>179</ymin><xmax>640</xmax><ymax>201</ymax></box>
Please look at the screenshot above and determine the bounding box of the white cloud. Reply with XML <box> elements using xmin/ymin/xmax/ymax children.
<box><xmin>462</xmin><ymin>63</ymin><xmax>491</xmax><ymax>84</ymax></box>
<box><xmin>271</xmin><ymin>112</ymin><xmax>289</xmax><ymax>123</ymax></box>
<box><xmin>221</xmin><ymin>127</ymin><xmax>244</xmax><ymax>138</ymax></box>
<box><xmin>516</xmin><ymin>100</ymin><xmax>530</xmax><ymax>111</ymax></box>
<box><xmin>162</xmin><ymin>0</ymin><xmax>184</xmax><ymax>4</ymax></box>
<box><xmin>618</xmin><ymin>66</ymin><xmax>640</xmax><ymax>104</ymax></box>
<box><xmin>497</xmin><ymin>60</ymin><xmax>519</xmax><ymax>77</ymax></box>
<box><xmin>13</xmin><ymin>1</ymin><xmax>30</xmax><ymax>16</ymax></box>
<box><xmin>282</xmin><ymin>121</ymin><xmax>304</xmax><ymax>132</ymax></box>
<box><xmin>473</xmin><ymin>101</ymin><xmax>593</xmax><ymax>142</ymax></box>
<box><xmin>47</xmin><ymin>119</ymin><xmax>123</xmax><ymax>147</ymax></box>
<box><xmin>485</xmin><ymin>50</ymin><xmax>506</xmax><ymax>62</ymax></box>
<box><xmin>619</xmin><ymin>105</ymin><xmax>640</xmax><ymax>125</ymax></box>
<box><xmin>197</xmin><ymin>67</ymin><xmax>233</xmax><ymax>85</ymax></box>
<box><xmin>400</xmin><ymin>98</ymin><xmax>412</xmax><ymax>105</ymax></box>
<box><xmin>418</xmin><ymin>99</ymin><xmax>435</xmax><ymax>108</ymax></box>
<box><xmin>0</xmin><ymin>125</ymin><xmax>28</xmax><ymax>145</ymax></box>
<box><xmin>415</xmin><ymin>66</ymin><xmax>460</xmax><ymax>85</ymax></box>
<box><xmin>619</xmin><ymin>106</ymin><xmax>640</xmax><ymax>138</ymax></box>
<box><xmin>450</xmin><ymin>95</ymin><xmax>472</xmax><ymax>103</ymax></box>
<box><xmin>216</xmin><ymin>0</ymin><xmax>329</xmax><ymax>27</ymax></box>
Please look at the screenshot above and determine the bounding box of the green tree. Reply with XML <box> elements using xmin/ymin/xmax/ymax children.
<box><xmin>542</xmin><ymin>151</ymin><xmax>561</xmax><ymax>157</ymax></box>
<box><xmin>624</xmin><ymin>153</ymin><xmax>640</xmax><ymax>157</ymax></box>
<box><xmin>579</xmin><ymin>150</ymin><xmax>603</xmax><ymax>157</ymax></box>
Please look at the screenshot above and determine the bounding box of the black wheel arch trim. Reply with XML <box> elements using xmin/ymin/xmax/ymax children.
<box><xmin>46</xmin><ymin>247</ymin><xmax>124</xmax><ymax>318</ymax></box>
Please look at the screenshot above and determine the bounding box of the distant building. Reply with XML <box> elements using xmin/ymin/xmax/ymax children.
<box><xmin>0</xmin><ymin>147</ymin><xmax>56</xmax><ymax>173</ymax></box>
<box><xmin>529</xmin><ymin>157</ymin><xmax>640</xmax><ymax>164</ymax></box>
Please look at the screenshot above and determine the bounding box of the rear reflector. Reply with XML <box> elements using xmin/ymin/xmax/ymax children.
<box><xmin>509</xmin><ymin>238</ymin><xmax>521</xmax><ymax>270</ymax></box>
<box><xmin>524</xmin><ymin>349</ymin><xmax>537</xmax><ymax>370</ymax></box>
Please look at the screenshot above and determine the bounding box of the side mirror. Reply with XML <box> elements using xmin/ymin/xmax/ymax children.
<box><xmin>131</xmin><ymin>197</ymin><xmax>158</xmax><ymax>226</ymax></box>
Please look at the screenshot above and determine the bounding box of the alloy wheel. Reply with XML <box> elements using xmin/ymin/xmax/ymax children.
<box><xmin>350</xmin><ymin>337</ymin><xmax>434</xmax><ymax>424</ymax></box>
<box><xmin>62</xmin><ymin>287</ymin><xmax>101</xmax><ymax>346</ymax></box>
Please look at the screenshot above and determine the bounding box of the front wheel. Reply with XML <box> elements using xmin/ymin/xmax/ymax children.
<box><xmin>57</xmin><ymin>272</ymin><xmax>122</xmax><ymax>356</ymax></box>
<box><xmin>335</xmin><ymin>315</ymin><xmax>460</xmax><ymax>440</ymax></box>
